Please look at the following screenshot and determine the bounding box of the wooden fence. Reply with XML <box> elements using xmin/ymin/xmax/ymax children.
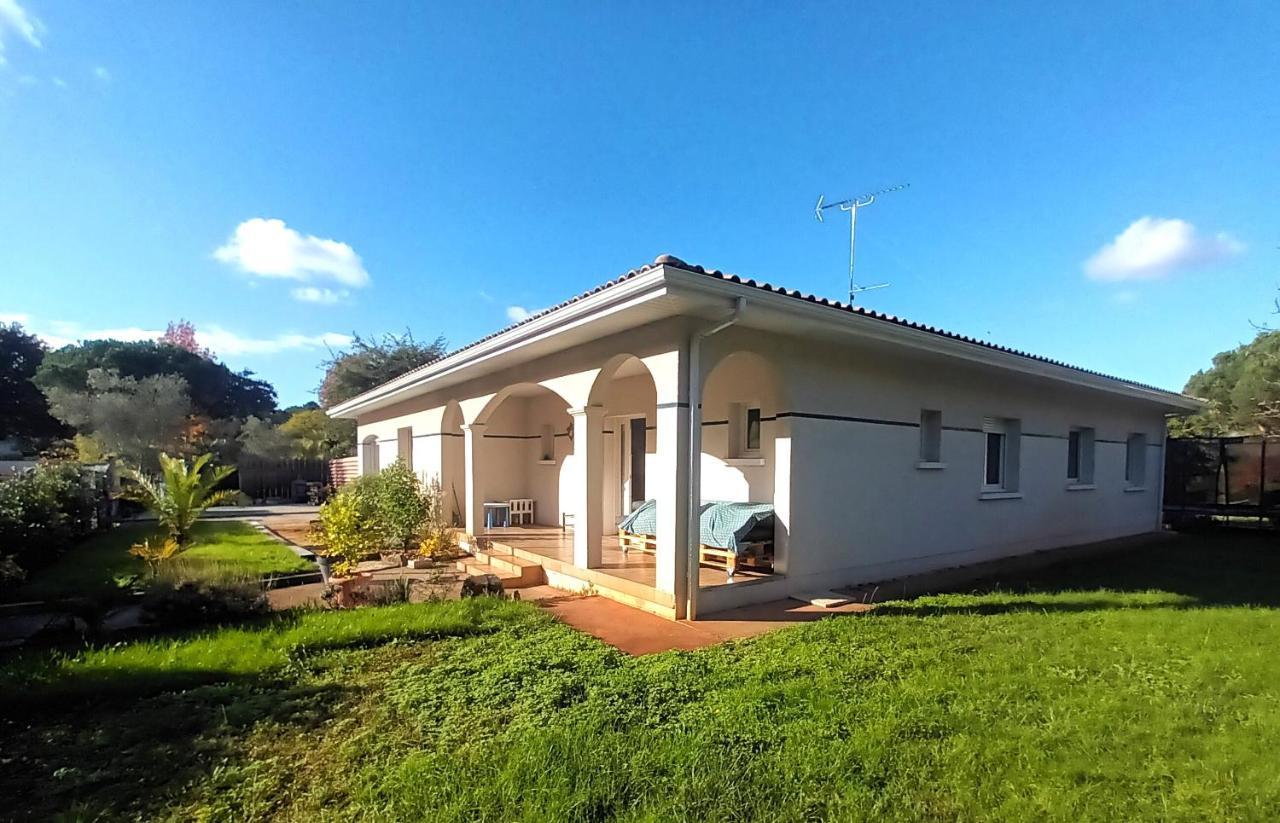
<box><xmin>234</xmin><ymin>457</ymin><xmax>331</xmax><ymax>502</ymax></box>
<box><xmin>329</xmin><ymin>455</ymin><xmax>359</xmax><ymax>488</ymax></box>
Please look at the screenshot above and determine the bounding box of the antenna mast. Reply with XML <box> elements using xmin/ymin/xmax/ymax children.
<box><xmin>815</xmin><ymin>183</ymin><xmax>909</xmax><ymax>303</ymax></box>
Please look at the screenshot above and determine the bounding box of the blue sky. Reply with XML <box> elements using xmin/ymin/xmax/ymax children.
<box><xmin>1</xmin><ymin>2</ymin><xmax>1277</xmax><ymax>406</ymax></box>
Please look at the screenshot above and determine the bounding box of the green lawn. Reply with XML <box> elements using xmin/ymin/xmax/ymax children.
<box><xmin>1</xmin><ymin>532</ymin><xmax>1278</xmax><ymax>821</ymax></box>
<box><xmin>6</xmin><ymin>520</ymin><xmax>314</xmax><ymax>602</ymax></box>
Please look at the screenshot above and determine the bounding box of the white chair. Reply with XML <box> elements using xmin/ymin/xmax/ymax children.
<box><xmin>508</xmin><ymin>498</ymin><xmax>535</xmax><ymax>526</ymax></box>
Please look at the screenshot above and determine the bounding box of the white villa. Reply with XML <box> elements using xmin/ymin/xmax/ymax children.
<box><xmin>330</xmin><ymin>255</ymin><xmax>1200</xmax><ymax>619</ymax></box>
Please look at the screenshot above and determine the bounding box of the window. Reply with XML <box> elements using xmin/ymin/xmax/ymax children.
<box><xmin>745</xmin><ymin>407</ymin><xmax>762</xmax><ymax>452</ymax></box>
<box><xmin>919</xmin><ymin>409</ymin><xmax>942</xmax><ymax>464</ymax></box>
<box><xmin>361</xmin><ymin>434</ymin><xmax>379</xmax><ymax>476</ymax></box>
<box><xmin>1125</xmin><ymin>433</ymin><xmax>1147</xmax><ymax>488</ymax></box>
<box><xmin>728</xmin><ymin>402</ymin><xmax>764</xmax><ymax>460</ymax></box>
<box><xmin>1067</xmin><ymin>427</ymin><xmax>1095</xmax><ymax>485</ymax></box>
<box><xmin>984</xmin><ymin>430</ymin><xmax>1005</xmax><ymax>488</ymax></box>
<box><xmin>397</xmin><ymin>427</ymin><xmax>413</xmax><ymax>470</ymax></box>
<box><xmin>982</xmin><ymin>417</ymin><xmax>1021</xmax><ymax>494</ymax></box>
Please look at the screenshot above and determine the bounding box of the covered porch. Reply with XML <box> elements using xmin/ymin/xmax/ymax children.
<box><xmin>350</xmin><ymin>317</ymin><xmax>791</xmax><ymax>619</ymax></box>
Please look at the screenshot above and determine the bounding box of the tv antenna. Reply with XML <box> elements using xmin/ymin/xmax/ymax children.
<box><xmin>815</xmin><ymin>183</ymin><xmax>909</xmax><ymax>303</ymax></box>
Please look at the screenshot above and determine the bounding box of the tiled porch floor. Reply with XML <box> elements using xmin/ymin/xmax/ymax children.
<box><xmin>482</xmin><ymin>525</ymin><xmax>771</xmax><ymax>590</ymax></box>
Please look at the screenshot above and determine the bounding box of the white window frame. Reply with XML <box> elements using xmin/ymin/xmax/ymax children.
<box><xmin>727</xmin><ymin>401</ymin><xmax>764</xmax><ymax>461</ymax></box>
<box><xmin>981</xmin><ymin>416</ymin><xmax>1021</xmax><ymax>497</ymax></box>
<box><xmin>982</xmin><ymin>422</ymin><xmax>1006</xmax><ymax>492</ymax></box>
<box><xmin>918</xmin><ymin>409</ymin><xmax>943</xmax><ymax>467</ymax></box>
<box><xmin>744</xmin><ymin>407</ymin><xmax>762</xmax><ymax>454</ymax></box>
<box><xmin>1067</xmin><ymin>426</ymin><xmax>1096</xmax><ymax>488</ymax></box>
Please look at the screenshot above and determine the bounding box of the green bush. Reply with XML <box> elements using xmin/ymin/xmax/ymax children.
<box><xmin>311</xmin><ymin>461</ymin><xmax>431</xmax><ymax>575</ymax></box>
<box><xmin>0</xmin><ymin>461</ymin><xmax>101</xmax><ymax>579</ymax></box>
<box><xmin>311</xmin><ymin>486</ymin><xmax>384</xmax><ymax>576</ymax></box>
<box><xmin>366</xmin><ymin>460</ymin><xmax>428</xmax><ymax>551</ymax></box>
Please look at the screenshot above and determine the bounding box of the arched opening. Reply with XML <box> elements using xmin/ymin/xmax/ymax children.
<box><xmin>470</xmin><ymin>383</ymin><xmax>573</xmax><ymax>529</ymax></box>
<box><xmin>587</xmin><ymin>355</ymin><xmax>660</xmax><ymax>526</ymax></box>
<box><xmin>698</xmin><ymin>349</ymin><xmax>786</xmax><ymax>579</ymax></box>
<box><xmin>361</xmin><ymin>434</ymin><xmax>379</xmax><ymax>476</ymax></box>
<box><xmin>440</xmin><ymin>400</ymin><xmax>465</xmax><ymax>526</ymax></box>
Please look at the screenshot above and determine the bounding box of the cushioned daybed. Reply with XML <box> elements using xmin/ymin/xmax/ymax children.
<box><xmin>617</xmin><ymin>500</ymin><xmax>775</xmax><ymax>580</ymax></box>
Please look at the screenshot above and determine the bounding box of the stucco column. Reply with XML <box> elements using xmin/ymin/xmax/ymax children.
<box><xmin>770</xmin><ymin>415</ymin><xmax>792</xmax><ymax>577</ymax></box>
<box><xmin>461</xmin><ymin>422</ymin><xmax>486</xmax><ymax>537</ymax></box>
<box><xmin>653</xmin><ymin>401</ymin><xmax>691</xmax><ymax>611</ymax></box>
<box><xmin>569</xmin><ymin>405</ymin><xmax>606</xmax><ymax>568</ymax></box>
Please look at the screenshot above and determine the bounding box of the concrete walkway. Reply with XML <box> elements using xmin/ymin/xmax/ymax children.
<box><xmin>541</xmin><ymin>594</ymin><xmax>872</xmax><ymax>655</ymax></box>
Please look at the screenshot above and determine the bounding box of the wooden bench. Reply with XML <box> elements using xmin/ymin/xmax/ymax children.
<box><xmin>618</xmin><ymin>530</ymin><xmax>771</xmax><ymax>580</ymax></box>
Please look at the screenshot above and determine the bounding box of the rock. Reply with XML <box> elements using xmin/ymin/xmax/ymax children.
<box><xmin>461</xmin><ymin>574</ymin><xmax>504</xmax><ymax>598</ymax></box>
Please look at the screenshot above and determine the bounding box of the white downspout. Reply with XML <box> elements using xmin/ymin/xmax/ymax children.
<box><xmin>686</xmin><ymin>296</ymin><xmax>746</xmax><ymax>620</ymax></box>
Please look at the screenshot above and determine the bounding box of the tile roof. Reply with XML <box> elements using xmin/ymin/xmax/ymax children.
<box><xmin>368</xmin><ymin>254</ymin><xmax>1185</xmax><ymax>400</ymax></box>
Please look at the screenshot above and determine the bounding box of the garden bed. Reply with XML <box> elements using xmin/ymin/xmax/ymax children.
<box><xmin>3</xmin><ymin>521</ymin><xmax>315</xmax><ymax>604</ymax></box>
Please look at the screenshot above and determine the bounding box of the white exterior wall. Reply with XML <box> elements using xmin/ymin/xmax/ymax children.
<box><xmin>755</xmin><ymin>329</ymin><xmax>1165</xmax><ymax>595</ymax></box>
<box><xmin>354</xmin><ymin>315</ymin><xmax>1174</xmax><ymax>615</ymax></box>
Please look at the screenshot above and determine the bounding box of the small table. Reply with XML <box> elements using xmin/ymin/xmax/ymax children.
<box><xmin>483</xmin><ymin>502</ymin><xmax>510</xmax><ymax>529</ymax></box>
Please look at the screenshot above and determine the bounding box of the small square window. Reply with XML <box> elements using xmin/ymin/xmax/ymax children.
<box><xmin>745</xmin><ymin>408</ymin><xmax>762</xmax><ymax>452</ymax></box>
<box><xmin>919</xmin><ymin>409</ymin><xmax>942</xmax><ymax>463</ymax></box>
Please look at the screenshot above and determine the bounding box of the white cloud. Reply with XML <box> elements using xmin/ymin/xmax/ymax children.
<box><xmin>51</xmin><ymin>75</ymin><xmax>65</xmax><ymax>89</ymax></box>
<box><xmin>506</xmin><ymin>305</ymin><xmax>532</xmax><ymax>322</ymax></box>
<box><xmin>196</xmin><ymin>326</ymin><xmax>352</xmax><ymax>356</ymax></box>
<box><xmin>291</xmin><ymin>286</ymin><xmax>348</xmax><ymax>305</ymax></box>
<box><xmin>0</xmin><ymin>311</ymin><xmax>30</xmax><ymax>324</ymax></box>
<box><xmin>25</xmin><ymin>318</ymin><xmax>352</xmax><ymax>358</ymax></box>
<box><xmin>0</xmin><ymin>0</ymin><xmax>43</xmax><ymax>65</ymax></box>
<box><xmin>92</xmin><ymin>65</ymin><xmax>109</xmax><ymax>82</ymax></box>
<box><xmin>1084</xmin><ymin>217</ymin><xmax>1243</xmax><ymax>281</ymax></box>
<box><xmin>214</xmin><ymin>217</ymin><xmax>370</xmax><ymax>288</ymax></box>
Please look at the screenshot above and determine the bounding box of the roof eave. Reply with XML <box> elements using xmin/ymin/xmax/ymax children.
<box><xmin>328</xmin><ymin>266</ymin><xmax>670</xmax><ymax>417</ymax></box>
<box><xmin>664</xmin><ymin>268</ymin><xmax>1203</xmax><ymax>413</ymax></box>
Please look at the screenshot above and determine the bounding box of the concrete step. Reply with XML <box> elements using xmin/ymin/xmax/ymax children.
<box><xmin>472</xmin><ymin>550</ymin><xmax>544</xmax><ymax>577</ymax></box>
<box><xmin>455</xmin><ymin>556</ymin><xmax>545</xmax><ymax>589</ymax></box>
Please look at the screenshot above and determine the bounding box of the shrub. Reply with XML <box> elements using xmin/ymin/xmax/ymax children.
<box><xmin>0</xmin><ymin>461</ymin><xmax>100</xmax><ymax>574</ymax></box>
<box><xmin>142</xmin><ymin>565</ymin><xmax>267</xmax><ymax>626</ymax></box>
<box><xmin>119</xmin><ymin>453</ymin><xmax>239</xmax><ymax>546</ymax></box>
<box><xmin>311</xmin><ymin>485</ymin><xmax>384</xmax><ymax>576</ymax></box>
<box><xmin>129</xmin><ymin>535</ymin><xmax>182</xmax><ymax>575</ymax></box>
<box><xmin>366</xmin><ymin>460</ymin><xmax>428</xmax><ymax>551</ymax></box>
<box><xmin>419</xmin><ymin>475</ymin><xmax>458</xmax><ymax>558</ymax></box>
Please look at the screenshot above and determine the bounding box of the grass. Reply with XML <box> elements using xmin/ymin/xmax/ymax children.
<box><xmin>6</xmin><ymin>520</ymin><xmax>314</xmax><ymax>602</ymax></box>
<box><xmin>2</xmin><ymin>531</ymin><xmax>1279</xmax><ymax>821</ymax></box>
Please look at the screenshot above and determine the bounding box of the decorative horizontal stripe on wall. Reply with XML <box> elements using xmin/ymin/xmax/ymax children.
<box><xmin>374</xmin><ymin>410</ymin><xmax>1158</xmax><ymax>444</ymax></box>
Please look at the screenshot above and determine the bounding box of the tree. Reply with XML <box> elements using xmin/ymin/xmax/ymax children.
<box><xmin>0</xmin><ymin>323</ymin><xmax>67</xmax><ymax>447</ymax></box>
<box><xmin>237</xmin><ymin>415</ymin><xmax>296</xmax><ymax>459</ymax></box>
<box><xmin>119</xmin><ymin>453</ymin><xmax>239</xmax><ymax>546</ymax></box>
<box><xmin>35</xmin><ymin>339</ymin><xmax>275</xmax><ymax>422</ymax></box>
<box><xmin>1173</xmin><ymin>330</ymin><xmax>1280</xmax><ymax>436</ymax></box>
<box><xmin>43</xmin><ymin>368</ymin><xmax>193</xmax><ymax>468</ymax></box>
<box><xmin>279</xmin><ymin>408</ymin><xmax>356</xmax><ymax>458</ymax></box>
<box><xmin>319</xmin><ymin>331</ymin><xmax>446</xmax><ymax>408</ymax></box>
<box><xmin>159</xmin><ymin>319</ymin><xmax>212</xmax><ymax>359</ymax></box>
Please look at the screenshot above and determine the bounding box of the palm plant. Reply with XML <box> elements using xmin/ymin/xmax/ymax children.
<box><xmin>121</xmin><ymin>453</ymin><xmax>240</xmax><ymax>546</ymax></box>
